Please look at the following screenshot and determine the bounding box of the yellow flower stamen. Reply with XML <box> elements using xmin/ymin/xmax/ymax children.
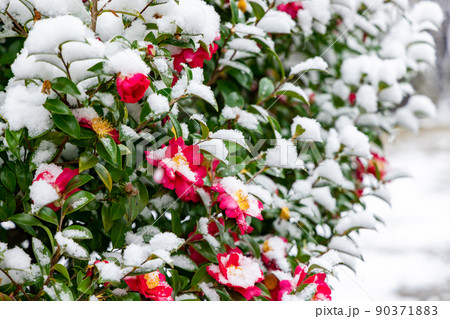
<box><xmin>173</xmin><ymin>153</ymin><xmax>189</xmax><ymax>168</ymax></box>
<box><xmin>263</xmin><ymin>240</ymin><xmax>271</xmax><ymax>253</ymax></box>
<box><xmin>235</xmin><ymin>190</ymin><xmax>250</xmax><ymax>211</ymax></box>
<box><xmin>227</xmin><ymin>265</ymin><xmax>243</xmax><ymax>277</ymax></box>
<box><xmin>280</xmin><ymin>206</ymin><xmax>290</xmax><ymax>220</ymax></box>
<box><xmin>92</xmin><ymin>117</ymin><xmax>113</xmax><ymax>138</ymax></box>
<box><xmin>237</xmin><ymin>0</ymin><xmax>247</xmax><ymax>13</ymax></box>
<box><xmin>144</xmin><ymin>272</ymin><xmax>160</xmax><ymax>290</ymax></box>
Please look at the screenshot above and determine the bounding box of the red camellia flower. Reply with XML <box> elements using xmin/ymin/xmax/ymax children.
<box><xmin>31</xmin><ymin>164</ymin><xmax>80</xmax><ymax>211</ymax></box>
<box><xmin>261</xmin><ymin>236</ymin><xmax>290</xmax><ymax>272</ymax></box>
<box><xmin>146</xmin><ymin>137</ymin><xmax>207</xmax><ymax>202</ymax></box>
<box><xmin>116</xmin><ymin>73</ymin><xmax>150</xmax><ymax>103</ymax></box>
<box><xmin>269</xmin><ymin>266</ymin><xmax>332</xmax><ymax>301</ymax></box>
<box><xmin>124</xmin><ymin>271</ymin><xmax>173</xmax><ymax>301</ymax></box>
<box><xmin>211</xmin><ymin>176</ymin><xmax>264</xmax><ymax>235</ymax></box>
<box><xmin>75</xmin><ymin>113</ymin><xmax>120</xmax><ymax>144</ymax></box>
<box><xmin>207</xmin><ymin>248</ymin><xmax>264</xmax><ymax>300</ymax></box>
<box><xmin>277</xmin><ymin>2</ymin><xmax>303</xmax><ymax>19</ymax></box>
<box><xmin>356</xmin><ymin>152</ymin><xmax>387</xmax><ymax>182</ymax></box>
<box><xmin>172</xmin><ymin>40</ymin><xmax>219</xmax><ymax>72</ymax></box>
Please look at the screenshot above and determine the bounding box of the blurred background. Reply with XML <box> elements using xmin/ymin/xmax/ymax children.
<box><xmin>332</xmin><ymin>0</ymin><xmax>450</xmax><ymax>301</ymax></box>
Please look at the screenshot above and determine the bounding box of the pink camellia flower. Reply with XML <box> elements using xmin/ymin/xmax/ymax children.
<box><xmin>145</xmin><ymin>137</ymin><xmax>207</xmax><ymax>202</ymax></box>
<box><xmin>124</xmin><ymin>271</ymin><xmax>173</xmax><ymax>301</ymax></box>
<box><xmin>277</xmin><ymin>2</ymin><xmax>303</xmax><ymax>19</ymax></box>
<box><xmin>261</xmin><ymin>236</ymin><xmax>290</xmax><ymax>272</ymax></box>
<box><xmin>172</xmin><ymin>41</ymin><xmax>219</xmax><ymax>72</ymax></box>
<box><xmin>207</xmin><ymin>248</ymin><xmax>264</xmax><ymax>300</ymax></box>
<box><xmin>116</xmin><ymin>73</ymin><xmax>150</xmax><ymax>103</ymax></box>
<box><xmin>211</xmin><ymin>176</ymin><xmax>264</xmax><ymax>235</ymax></box>
<box><xmin>269</xmin><ymin>266</ymin><xmax>332</xmax><ymax>301</ymax></box>
<box><xmin>30</xmin><ymin>164</ymin><xmax>80</xmax><ymax>211</ymax></box>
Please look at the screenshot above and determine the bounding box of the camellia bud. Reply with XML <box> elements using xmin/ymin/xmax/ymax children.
<box><xmin>147</xmin><ymin>44</ymin><xmax>156</xmax><ymax>57</ymax></box>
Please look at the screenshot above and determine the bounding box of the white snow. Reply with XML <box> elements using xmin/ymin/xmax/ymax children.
<box><xmin>199</xmin><ymin>282</ymin><xmax>220</xmax><ymax>301</ymax></box>
<box><xmin>339</xmin><ymin>125</ymin><xmax>371</xmax><ymax>158</ymax></box>
<box><xmin>0</xmin><ymin>247</ymin><xmax>31</xmax><ymax>270</ymax></box>
<box><xmin>0</xmin><ymin>83</ymin><xmax>53</xmax><ymax>137</ymax></box>
<box><xmin>148</xmin><ymin>93</ymin><xmax>170</xmax><ymax>115</ymax></box>
<box><xmin>290</xmin><ymin>57</ymin><xmax>328</xmax><ymax>76</ymax></box>
<box><xmin>149</xmin><ymin>232</ymin><xmax>184</xmax><ymax>252</ymax></box>
<box><xmin>105</xmin><ymin>49</ymin><xmax>150</xmax><ymax>77</ymax></box>
<box><xmin>291</xmin><ymin>116</ymin><xmax>323</xmax><ymax>142</ymax></box>
<box><xmin>55</xmin><ymin>232</ymin><xmax>89</xmax><ymax>259</ymax></box>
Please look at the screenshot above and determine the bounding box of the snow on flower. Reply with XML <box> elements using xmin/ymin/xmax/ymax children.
<box><xmin>146</xmin><ymin>137</ymin><xmax>207</xmax><ymax>203</ymax></box>
<box><xmin>29</xmin><ymin>163</ymin><xmax>80</xmax><ymax>211</ymax></box>
<box><xmin>125</xmin><ymin>271</ymin><xmax>173</xmax><ymax>301</ymax></box>
<box><xmin>261</xmin><ymin>236</ymin><xmax>291</xmax><ymax>272</ymax></box>
<box><xmin>268</xmin><ymin>266</ymin><xmax>331</xmax><ymax>301</ymax></box>
<box><xmin>207</xmin><ymin>248</ymin><xmax>264</xmax><ymax>300</ymax></box>
<box><xmin>212</xmin><ymin>176</ymin><xmax>264</xmax><ymax>235</ymax></box>
<box><xmin>277</xmin><ymin>2</ymin><xmax>303</xmax><ymax>19</ymax></box>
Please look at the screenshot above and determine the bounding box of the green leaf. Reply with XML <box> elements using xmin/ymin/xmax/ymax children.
<box><xmin>255</xmin><ymin>282</ymin><xmax>271</xmax><ymax>299</ymax></box>
<box><xmin>62</xmin><ymin>190</ymin><xmax>96</xmax><ymax>215</ymax></box>
<box><xmin>190</xmin><ymin>264</ymin><xmax>209</xmax><ymax>288</ymax></box>
<box><xmin>97</xmin><ymin>136</ymin><xmax>120</xmax><ymax>166</ymax></box>
<box><xmin>52</xmin><ymin>77</ymin><xmax>81</xmax><ymax>96</ymax></box>
<box><xmin>101</xmin><ymin>204</ymin><xmax>114</xmax><ymax>232</ymax></box>
<box><xmin>32</xmin><ymin>238</ymin><xmax>51</xmax><ymax>276</ymax></box>
<box><xmin>189</xmin><ymin>242</ymin><xmax>217</xmax><ymax>263</ymax></box>
<box><xmin>230</xmin><ymin>0</ymin><xmax>239</xmax><ymax>24</ymax></box>
<box><xmin>9</xmin><ymin>213</ymin><xmax>43</xmax><ymax>227</ymax></box>
<box><xmin>43</xmin><ymin>99</ymin><xmax>71</xmax><ymax>115</ymax></box>
<box><xmin>79</xmin><ymin>151</ymin><xmax>98</xmax><ymax>172</ymax></box>
<box><xmin>53</xmin><ymin>264</ymin><xmax>71</xmax><ymax>282</ymax></box>
<box><xmin>268</xmin><ymin>115</ymin><xmax>281</xmax><ymax>133</ymax></box>
<box><xmin>5</xmin><ymin>130</ymin><xmax>20</xmax><ymax>159</ymax></box>
<box><xmin>94</xmin><ymin>163</ymin><xmax>112</xmax><ymax>192</ymax></box>
<box><xmin>36</xmin><ymin>207</ymin><xmax>59</xmax><ymax>226</ymax></box>
<box><xmin>258</xmin><ymin>77</ymin><xmax>274</xmax><ymax>101</ymax></box>
<box><xmin>168</xmin><ymin>113</ymin><xmax>182</xmax><ymax>139</ymax></box>
<box><xmin>249</xmin><ymin>0</ymin><xmax>266</xmax><ymax>20</ymax></box>
<box><xmin>62</xmin><ymin>225</ymin><xmax>93</xmax><ymax>239</ymax></box>
<box><xmin>0</xmin><ymin>165</ymin><xmax>16</xmax><ymax>193</ymax></box>
<box><xmin>52</xmin><ymin>113</ymin><xmax>81</xmax><ymax>138</ymax></box>
<box><xmin>111</xmin><ymin>217</ymin><xmax>127</xmax><ymax>248</ymax></box>
<box><xmin>275</xmin><ymin>84</ymin><xmax>310</xmax><ymax>105</ymax></box>
<box><xmin>77</xmin><ymin>275</ymin><xmax>94</xmax><ymax>295</ymax></box>
<box><xmin>171</xmin><ymin>209</ymin><xmax>182</xmax><ymax>237</ymax></box>
<box><xmin>64</xmin><ymin>174</ymin><xmax>93</xmax><ymax>194</ymax></box>
<box><xmin>243</xmin><ymin>235</ymin><xmax>260</xmax><ymax>259</ymax></box>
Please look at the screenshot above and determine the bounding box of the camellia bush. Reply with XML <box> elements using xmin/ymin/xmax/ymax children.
<box><xmin>0</xmin><ymin>0</ymin><xmax>443</xmax><ymax>301</ymax></box>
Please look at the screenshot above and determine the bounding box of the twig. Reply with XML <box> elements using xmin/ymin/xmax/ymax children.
<box><xmin>0</xmin><ymin>268</ymin><xmax>31</xmax><ymax>300</ymax></box>
<box><xmin>5</xmin><ymin>11</ymin><xmax>28</xmax><ymax>37</ymax></box>
<box><xmin>91</xmin><ymin>0</ymin><xmax>98</xmax><ymax>32</ymax></box>
<box><xmin>52</xmin><ymin>136</ymin><xmax>69</xmax><ymax>164</ymax></box>
<box><xmin>246</xmin><ymin>165</ymin><xmax>267</xmax><ymax>184</ymax></box>
<box><xmin>33</xmin><ymin>248</ymin><xmax>61</xmax><ymax>301</ymax></box>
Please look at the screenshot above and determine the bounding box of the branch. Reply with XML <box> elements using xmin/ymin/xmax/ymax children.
<box><xmin>0</xmin><ymin>268</ymin><xmax>31</xmax><ymax>300</ymax></box>
<box><xmin>91</xmin><ymin>0</ymin><xmax>98</xmax><ymax>32</ymax></box>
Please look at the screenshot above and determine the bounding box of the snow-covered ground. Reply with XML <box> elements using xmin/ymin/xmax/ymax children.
<box><xmin>330</xmin><ymin>126</ymin><xmax>450</xmax><ymax>301</ymax></box>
